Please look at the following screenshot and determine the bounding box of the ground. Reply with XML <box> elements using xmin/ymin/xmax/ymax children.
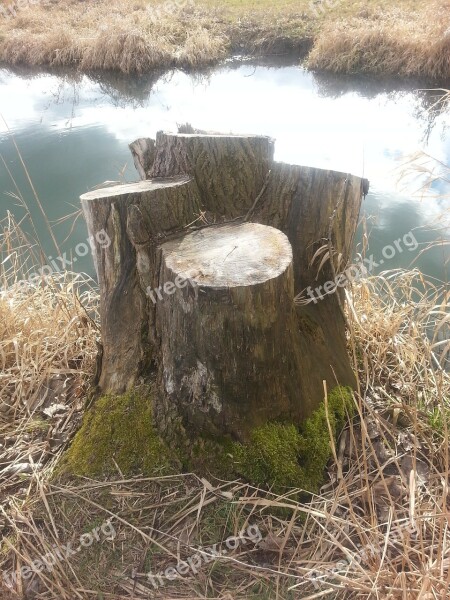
<box><xmin>0</xmin><ymin>0</ymin><xmax>448</xmax><ymax>78</ymax></box>
<box><xmin>1</xmin><ymin>218</ymin><xmax>449</xmax><ymax>598</ymax></box>
<box><xmin>61</xmin><ymin>383</ymin><xmax>354</xmax><ymax>495</ymax></box>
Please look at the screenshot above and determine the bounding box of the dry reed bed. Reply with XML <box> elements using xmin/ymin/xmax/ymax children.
<box><xmin>0</xmin><ymin>215</ymin><xmax>98</xmax><ymax>514</ymax></box>
<box><xmin>0</xmin><ymin>0</ymin><xmax>449</xmax><ymax>78</ymax></box>
<box><xmin>0</xmin><ymin>253</ymin><xmax>449</xmax><ymax>598</ymax></box>
<box><xmin>0</xmin><ymin>1</ymin><xmax>229</xmax><ymax>73</ymax></box>
<box><xmin>307</xmin><ymin>4</ymin><xmax>450</xmax><ymax>78</ymax></box>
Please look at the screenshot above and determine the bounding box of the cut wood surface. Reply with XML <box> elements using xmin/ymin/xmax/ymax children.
<box><xmin>155</xmin><ymin>223</ymin><xmax>310</xmax><ymax>443</ymax></box>
<box><xmin>163</xmin><ymin>222</ymin><xmax>292</xmax><ymax>287</ymax></box>
<box><xmin>128</xmin><ymin>138</ymin><xmax>155</xmax><ymax>180</ymax></box>
<box><xmin>81</xmin><ymin>131</ymin><xmax>368</xmax><ymax>450</ymax></box>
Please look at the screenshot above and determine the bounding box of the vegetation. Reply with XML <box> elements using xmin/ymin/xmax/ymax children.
<box><xmin>62</xmin><ymin>383</ymin><xmax>353</xmax><ymax>494</ymax></box>
<box><xmin>1</xmin><ymin>199</ymin><xmax>449</xmax><ymax>597</ymax></box>
<box><xmin>0</xmin><ymin>122</ymin><xmax>449</xmax><ymax>597</ymax></box>
<box><xmin>1</xmin><ymin>240</ymin><xmax>448</xmax><ymax>597</ymax></box>
<box><xmin>61</xmin><ymin>389</ymin><xmax>178</xmax><ymax>477</ymax></box>
<box><xmin>233</xmin><ymin>386</ymin><xmax>354</xmax><ymax>492</ymax></box>
<box><xmin>0</xmin><ymin>0</ymin><xmax>448</xmax><ymax>78</ymax></box>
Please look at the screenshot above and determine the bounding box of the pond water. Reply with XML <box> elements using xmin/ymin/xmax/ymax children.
<box><xmin>0</xmin><ymin>60</ymin><xmax>449</xmax><ymax>283</ymax></box>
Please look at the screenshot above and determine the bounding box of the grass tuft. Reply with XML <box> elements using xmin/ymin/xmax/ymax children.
<box><xmin>308</xmin><ymin>8</ymin><xmax>450</xmax><ymax>78</ymax></box>
<box><xmin>0</xmin><ymin>0</ymin><xmax>448</xmax><ymax>78</ymax></box>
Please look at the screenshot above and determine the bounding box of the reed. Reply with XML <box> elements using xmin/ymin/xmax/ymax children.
<box><xmin>307</xmin><ymin>8</ymin><xmax>450</xmax><ymax>78</ymax></box>
<box><xmin>0</xmin><ymin>0</ymin><xmax>448</xmax><ymax>78</ymax></box>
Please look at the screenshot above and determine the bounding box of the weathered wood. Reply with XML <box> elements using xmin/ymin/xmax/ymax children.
<box><xmin>129</xmin><ymin>134</ymin><xmax>367</xmax><ymax>389</ymax></box>
<box><xmin>155</xmin><ymin>222</ymin><xmax>311</xmax><ymax>443</ymax></box>
<box><xmin>251</xmin><ymin>162</ymin><xmax>367</xmax><ymax>387</ymax></box>
<box><xmin>81</xmin><ymin>131</ymin><xmax>367</xmax><ymax>454</ymax></box>
<box><xmin>148</xmin><ymin>132</ymin><xmax>275</xmax><ymax>218</ymax></box>
<box><xmin>80</xmin><ymin>176</ymin><xmax>202</xmax><ymax>392</ymax></box>
<box><xmin>128</xmin><ymin>138</ymin><xmax>155</xmax><ymax>180</ymax></box>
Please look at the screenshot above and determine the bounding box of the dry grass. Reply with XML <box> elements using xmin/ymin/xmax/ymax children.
<box><xmin>0</xmin><ymin>1</ymin><xmax>229</xmax><ymax>74</ymax></box>
<box><xmin>0</xmin><ymin>275</ymin><xmax>449</xmax><ymax>598</ymax></box>
<box><xmin>0</xmin><ymin>214</ymin><xmax>98</xmax><ymax>520</ymax></box>
<box><xmin>307</xmin><ymin>5</ymin><xmax>450</xmax><ymax>78</ymax></box>
<box><xmin>0</xmin><ymin>129</ymin><xmax>449</xmax><ymax>597</ymax></box>
<box><xmin>0</xmin><ymin>0</ymin><xmax>448</xmax><ymax>78</ymax></box>
<box><xmin>0</xmin><ymin>223</ymin><xmax>449</xmax><ymax>598</ymax></box>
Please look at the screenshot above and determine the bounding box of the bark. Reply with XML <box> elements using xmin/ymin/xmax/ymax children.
<box><xmin>148</xmin><ymin>132</ymin><xmax>275</xmax><ymax>218</ymax></box>
<box><xmin>80</xmin><ymin>176</ymin><xmax>202</xmax><ymax>392</ymax></box>
<box><xmin>128</xmin><ymin>138</ymin><xmax>155</xmax><ymax>180</ymax></box>
<box><xmin>155</xmin><ymin>222</ymin><xmax>311</xmax><ymax>443</ymax></box>
<box><xmin>81</xmin><ymin>131</ymin><xmax>368</xmax><ymax>447</ymax></box>
<box><xmin>251</xmin><ymin>162</ymin><xmax>367</xmax><ymax>389</ymax></box>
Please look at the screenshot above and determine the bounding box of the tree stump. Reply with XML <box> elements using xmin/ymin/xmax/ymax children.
<box><xmin>80</xmin><ymin>131</ymin><xmax>368</xmax><ymax>455</ymax></box>
<box><xmin>80</xmin><ymin>176</ymin><xmax>202</xmax><ymax>391</ymax></box>
<box><xmin>155</xmin><ymin>222</ymin><xmax>311</xmax><ymax>444</ymax></box>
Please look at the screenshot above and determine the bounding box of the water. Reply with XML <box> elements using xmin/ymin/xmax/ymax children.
<box><xmin>0</xmin><ymin>61</ymin><xmax>449</xmax><ymax>283</ymax></box>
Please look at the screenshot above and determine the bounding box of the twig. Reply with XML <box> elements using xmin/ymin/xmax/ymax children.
<box><xmin>245</xmin><ymin>169</ymin><xmax>272</xmax><ymax>222</ymax></box>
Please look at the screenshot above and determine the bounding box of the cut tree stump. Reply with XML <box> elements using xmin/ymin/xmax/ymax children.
<box><xmin>81</xmin><ymin>131</ymin><xmax>368</xmax><ymax>454</ymax></box>
<box><xmin>80</xmin><ymin>176</ymin><xmax>202</xmax><ymax>391</ymax></box>
<box><xmin>155</xmin><ymin>222</ymin><xmax>311</xmax><ymax>443</ymax></box>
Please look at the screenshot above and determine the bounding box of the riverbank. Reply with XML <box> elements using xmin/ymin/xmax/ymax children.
<box><xmin>1</xmin><ymin>213</ymin><xmax>449</xmax><ymax>598</ymax></box>
<box><xmin>0</xmin><ymin>0</ymin><xmax>449</xmax><ymax>78</ymax></box>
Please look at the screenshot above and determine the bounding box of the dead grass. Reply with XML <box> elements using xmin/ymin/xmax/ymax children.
<box><xmin>307</xmin><ymin>7</ymin><xmax>450</xmax><ymax>78</ymax></box>
<box><xmin>0</xmin><ymin>214</ymin><xmax>98</xmax><ymax>517</ymax></box>
<box><xmin>0</xmin><ymin>1</ymin><xmax>229</xmax><ymax>74</ymax></box>
<box><xmin>1</xmin><ymin>286</ymin><xmax>449</xmax><ymax>598</ymax></box>
<box><xmin>0</xmin><ymin>213</ymin><xmax>449</xmax><ymax>599</ymax></box>
<box><xmin>0</xmin><ymin>0</ymin><xmax>448</xmax><ymax>78</ymax></box>
<box><xmin>0</xmin><ymin>125</ymin><xmax>449</xmax><ymax>598</ymax></box>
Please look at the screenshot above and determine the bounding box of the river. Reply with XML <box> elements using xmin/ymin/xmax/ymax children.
<box><xmin>0</xmin><ymin>60</ymin><xmax>448</xmax><ymax>282</ymax></box>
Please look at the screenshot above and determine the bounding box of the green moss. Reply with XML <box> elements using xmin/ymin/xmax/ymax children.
<box><xmin>61</xmin><ymin>389</ymin><xmax>178</xmax><ymax>477</ymax></box>
<box><xmin>60</xmin><ymin>385</ymin><xmax>353</xmax><ymax>490</ymax></box>
<box><xmin>232</xmin><ymin>386</ymin><xmax>354</xmax><ymax>493</ymax></box>
<box><xmin>187</xmin><ymin>435</ymin><xmax>236</xmax><ymax>477</ymax></box>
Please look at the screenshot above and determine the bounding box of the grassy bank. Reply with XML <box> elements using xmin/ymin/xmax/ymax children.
<box><xmin>0</xmin><ymin>158</ymin><xmax>449</xmax><ymax>597</ymax></box>
<box><xmin>0</xmin><ymin>0</ymin><xmax>449</xmax><ymax>78</ymax></box>
<box><xmin>1</xmin><ymin>226</ymin><xmax>449</xmax><ymax>598</ymax></box>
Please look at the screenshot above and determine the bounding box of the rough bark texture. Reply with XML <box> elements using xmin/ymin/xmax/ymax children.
<box><xmin>155</xmin><ymin>223</ymin><xmax>310</xmax><ymax>443</ymax></box>
<box><xmin>129</xmin><ymin>138</ymin><xmax>155</xmax><ymax>180</ymax></box>
<box><xmin>251</xmin><ymin>162</ymin><xmax>366</xmax><ymax>392</ymax></box>
<box><xmin>80</xmin><ymin>176</ymin><xmax>202</xmax><ymax>392</ymax></box>
<box><xmin>81</xmin><ymin>131</ymin><xmax>367</xmax><ymax>449</ymax></box>
<box><xmin>149</xmin><ymin>132</ymin><xmax>274</xmax><ymax>218</ymax></box>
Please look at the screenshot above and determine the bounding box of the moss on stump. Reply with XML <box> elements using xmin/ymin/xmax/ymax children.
<box><xmin>62</xmin><ymin>388</ymin><xmax>179</xmax><ymax>477</ymax></box>
<box><xmin>62</xmin><ymin>385</ymin><xmax>354</xmax><ymax>493</ymax></box>
<box><xmin>232</xmin><ymin>385</ymin><xmax>354</xmax><ymax>492</ymax></box>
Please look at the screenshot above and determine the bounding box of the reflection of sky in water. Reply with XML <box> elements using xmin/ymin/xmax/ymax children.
<box><xmin>0</xmin><ymin>64</ymin><xmax>448</xmax><ymax>280</ymax></box>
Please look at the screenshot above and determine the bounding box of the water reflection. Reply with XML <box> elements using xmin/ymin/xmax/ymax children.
<box><xmin>0</xmin><ymin>62</ymin><xmax>448</xmax><ymax>280</ymax></box>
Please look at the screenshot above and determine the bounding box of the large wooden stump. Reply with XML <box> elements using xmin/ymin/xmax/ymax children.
<box><xmin>155</xmin><ymin>222</ymin><xmax>311</xmax><ymax>443</ymax></box>
<box><xmin>81</xmin><ymin>131</ymin><xmax>368</xmax><ymax>452</ymax></box>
